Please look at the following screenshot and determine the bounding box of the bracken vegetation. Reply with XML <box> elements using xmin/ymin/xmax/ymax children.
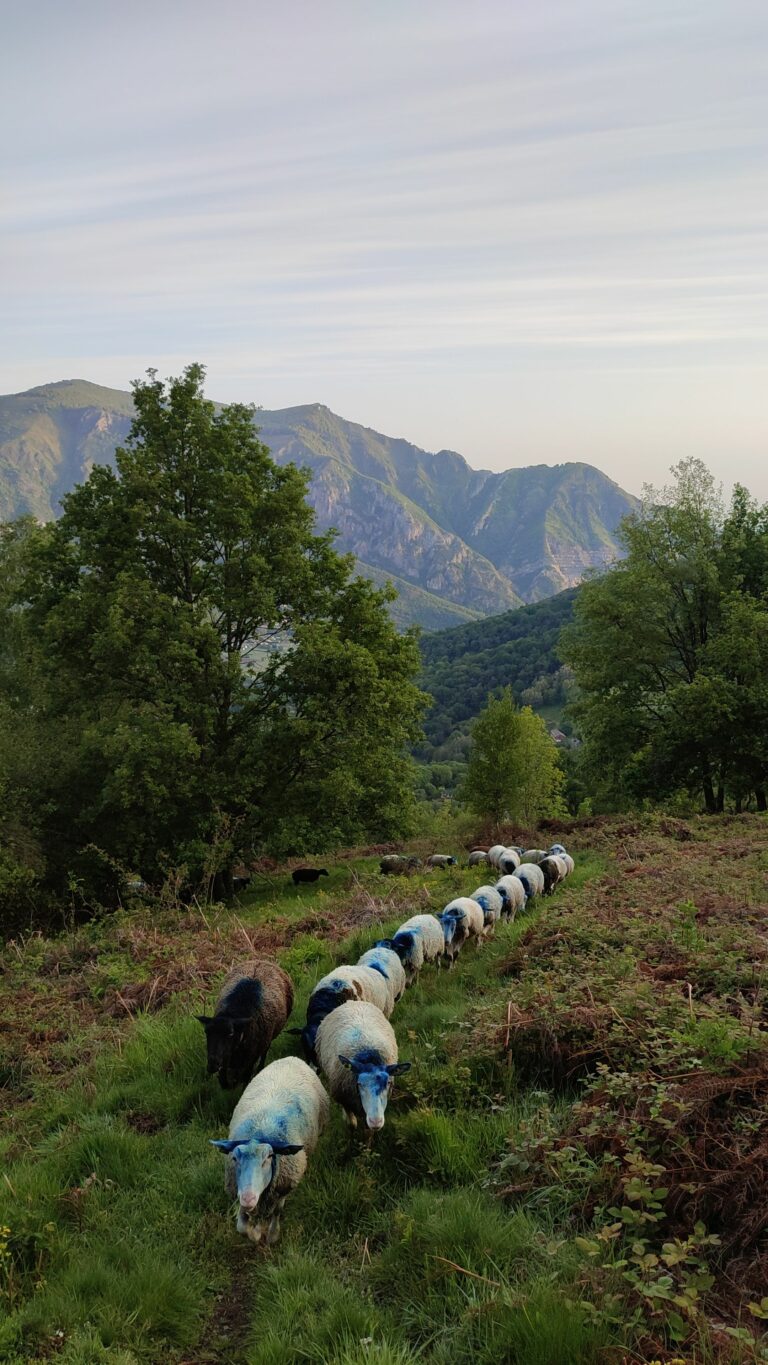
<box><xmin>1</xmin><ymin>816</ymin><xmax>767</xmax><ymax>1363</ymax></box>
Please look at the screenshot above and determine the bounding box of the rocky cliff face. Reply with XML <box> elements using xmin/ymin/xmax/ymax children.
<box><xmin>0</xmin><ymin>381</ymin><xmax>638</xmax><ymax>627</ymax></box>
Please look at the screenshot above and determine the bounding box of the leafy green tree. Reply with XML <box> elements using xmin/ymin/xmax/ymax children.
<box><xmin>563</xmin><ymin>460</ymin><xmax>768</xmax><ymax>812</ymax></box>
<box><xmin>1</xmin><ymin>366</ymin><xmax>426</xmax><ymax>903</ymax></box>
<box><xmin>459</xmin><ymin>688</ymin><xmax>565</xmax><ymax>825</ymax></box>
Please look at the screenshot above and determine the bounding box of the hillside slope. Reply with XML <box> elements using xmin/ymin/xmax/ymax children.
<box><xmin>0</xmin><ymin>380</ymin><xmax>637</xmax><ymax>626</ymax></box>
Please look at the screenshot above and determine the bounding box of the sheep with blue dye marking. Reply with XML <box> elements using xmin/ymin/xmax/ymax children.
<box><xmin>549</xmin><ymin>843</ymin><xmax>567</xmax><ymax>857</ymax></box>
<box><xmin>291</xmin><ymin>963</ymin><xmax>392</xmax><ymax>1065</ymax></box>
<box><xmin>486</xmin><ymin>845</ymin><xmax>508</xmax><ymax>870</ymax></box>
<box><xmin>396</xmin><ymin>913</ymin><xmax>445</xmax><ymax>967</ymax></box>
<box><xmin>470</xmin><ymin>885</ymin><xmax>504</xmax><ymax>937</ymax></box>
<box><xmin>197</xmin><ymin>959</ymin><xmax>294</xmax><ymax>1089</ymax></box>
<box><xmin>497</xmin><ymin>848</ymin><xmax>521</xmax><ymax>875</ymax></box>
<box><xmin>439</xmin><ymin>897</ymin><xmax>485</xmax><ymax>965</ymax></box>
<box><xmin>316</xmin><ymin>1000</ymin><xmax>410</xmax><ymax>1131</ymax></box>
<box><xmin>210</xmin><ymin>1055</ymin><xmax>329</xmax><ymax>1245</ymax></box>
<box><xmin>495</xmin><ymin>874</ymin><xmax>526</xmax><ymax>920</ymax></box>
<box><xmin>357</xmin><ymin>946</ymin><xmax>407</xmax><ymax>1011</ymax></box>
<box><xmin>514</xmin><ymin>862</ymin><xmax>546</xmax><ymax>901</ymax></box>
<box><xmin>375</xmin><ymin>930</ymin><xmax>424</xmax><ymax>985</ymax></box>
<box><xmin>427</xmin><ymin>854</ymin><xmax>457</xmax><ymax>869</ymax></box>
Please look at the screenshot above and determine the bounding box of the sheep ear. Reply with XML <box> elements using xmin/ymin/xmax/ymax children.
<box><xmin>386</xmin><ymin>1062</ymin><xmax>412</xmax><ymax>1076</ymax></box>
<box><xmin>210</xmin><ymin>1139</ymin><xmax>243</xmax><ymax>1153</ymax></box>
<box><xmin>271</xmin><ymin>1142</ymin><xmax>303</xmax><ymax>1156</ymax></box>
<box><xmin>338</xmin><ymin>1054</ymin><xmax>359</xmax><ymax>1073</ymax></box>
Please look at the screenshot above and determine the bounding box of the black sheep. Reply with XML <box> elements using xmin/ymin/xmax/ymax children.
<box><xmin>197</xmin><ymin>959</ymin><xmax>294</xmax><ymax>1088</ymax></box>
<box><xmin>291</xmin><ymin>867</ymin><xmax>329</xmax><ymax>885</ymax></box>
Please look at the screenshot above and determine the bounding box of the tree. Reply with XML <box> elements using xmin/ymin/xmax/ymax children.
<box><xmin>562</xmin><ymin>459</ymin><xmax>768</xmax><ymax>813</ymax></box>
<box><xmin>1</xmin><ymin>366</ymin><xmax>426</xmax><ymax>903</ymax></box>
<box><xmin>459</xmin><ymin>688</ymin><xmax>565</xmax><ymax>825</ymax></box>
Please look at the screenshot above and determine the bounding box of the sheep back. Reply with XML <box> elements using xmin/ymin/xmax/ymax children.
<box><xmin>315</xmin><ymin>1001</ymin><xmax>398</xmax><ymax>1118</ymax></box>
<box><xmin>397</xmin><ymin>913</ymin><xmax>444</xmax><ymax>962</ymax></box>
<box><xmin>222</xmin><ymin>1055</ymin><xmax>329</xmax><ymax>1203</ymax></box>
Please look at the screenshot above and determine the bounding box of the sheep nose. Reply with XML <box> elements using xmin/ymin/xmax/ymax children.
<box><xmin>366</xmin><ymin>1116</ymin><xmax>384</xmax><ymax>1130</ymax></box>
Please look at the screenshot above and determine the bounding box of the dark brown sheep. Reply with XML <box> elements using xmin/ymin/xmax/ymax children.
<box><xmin>197</xmin><ymin>959</ymin><xmax>295</xmax><ymax>1089</ymax></box>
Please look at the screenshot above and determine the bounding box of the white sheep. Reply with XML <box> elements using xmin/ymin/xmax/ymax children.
<box><xmin>210</xmin><ymin>1055</ymin><xmax>329</xmax><ymax>1245</ymax></box>
<box><xmin>486</xmin><ymin>844</ymin><xmax>508</xmax><ymax>869</ymax></box>
<box><xmin>497</xmin><ymin>848</ymin><xmax>521</xmax><ymax>875</ymax></box>
<box><xmin>514</xmin><ymin>862</ymin><xmax>545</xmax><ymax>900</ymax></box>
<box><xmin>538</xmin><ymin>855</ymin><xmax>566</xmax><ymax>895</ymax></box>
<box><xmin>495</xmin><ymin>874</ymin><xmax>526</xmax><ymax>920</ymax></box>
<box><xmin>549</xmin><ymin>843</ymin><xmax>567</xmax><ymax>856</ymax></box>
<box><xmin>292</xmin><ymin>963</ymin><xmax>393</xmax><ymax>1064</ymax></box>
<box><xmin>560</xmin><ymin>852</ymin><xmax>575</xmax><ymax>877</ymax></box>
<box><xmin>441</xmin><ymin>897</ymin><xmax>485</xmax><ymax>957</ymax></box>
<box><xmin>397</xmin><ymin>913</ymin><xmax>446</xmax><ymax>966</ymax></box>
<box><xmin>470</xmin><ymin>885</ymin><xmax>504</xmax><ymax>936</ymax></box>
<box><xmin>374</xmin><ymin>929</ymin><xmax>425</xmax><ymax>985</ymax></box>
<box><xmin>315</xmin><ymin>1000</ymin><xmax>410</xmax><ymax>1131</ymax></box>
<box><xmin>357</xmin><ymin>946</ymin><xmax>407</xmax><ymax>1011</ymax></box>
<box><xmin>521</xmin><ymin>848</ymin><xmax>549</xmax><ymax>865</ymax></box>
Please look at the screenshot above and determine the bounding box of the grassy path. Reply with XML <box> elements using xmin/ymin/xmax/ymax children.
<box><xmin>0</xmin><ymin>849</ymin><xmax>609</xmax><ymax>1364</ymax></box>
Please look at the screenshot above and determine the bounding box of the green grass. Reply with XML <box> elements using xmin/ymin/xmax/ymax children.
<box><xmin>0</xmin><ymin>850</ymin><xmax>618</xmax><ymax>1363</ymax></box>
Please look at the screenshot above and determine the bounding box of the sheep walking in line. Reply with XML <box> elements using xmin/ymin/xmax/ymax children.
<box><xmin>521</xmin><ymin>848</ymin><xmax>549</xmax><ymax>865</ymax></box>
<box><xmin>539</xmin><ymin>854</ymin><xmax>567</xmax><ymax>895</ymax></box>
<box><xmin>495</xmin><ymin>874</ymin><xmax>526</xmax><ymax>920</ymax></box>
<box><xmin>210</xmin><ymin>1055</ymin><xmax>329</xmax><ymax>1245</ymax></box>
<box><xmin>316</xmin><ymin>1000</ymin><xmax>411</xmax><ymax>1131</ymax></box>
<box><xmin>440</xmin><ymin>897</ymin><xmax>485</xmax><ymax>964</ymax></box>
<box><xmin>486</xmin><ymin>845</ymin><xmax>508</xmax><ymax>869</ymax></box>
<box><xmin>197</xmin><ymin>959</ymin><xmax>294</xmax><ymax>1089</ymax></box>
<box><xmin>375</xmin><ymin>930</ymin><xmax>425</xmax><ymax>985</ymax></box>
<box><xmin>427</xmin><ymin>854</ymin><xmax>457</xmax><ymax>869</ymax></box>
<box><xmin>514</xmin><ymin>862</ymin><xmax>546</xmax><ymax>901</ymax></box>
<box><xmin>357</xmin><ymin>946</ymin><xmax>407</xmax><ymax>1009</ymax></box>
<box><xmin>497</xmin><ymin>848</ymin><xmax>521</xmax><ymax>875</ymax></box>
<box><xmin>397</xmin><ymin>913</ymin><xmax>446</xmax><ymax>966</ymax></box>
<box><xmin>470</xmin><ymin>885</ymin><xmax>504</xmax><ymax>937</ymax></box>
<box><xmin>291</xmin><ymin>963</ymin><xmax>392</xmax><ymax>1064</ymax></box>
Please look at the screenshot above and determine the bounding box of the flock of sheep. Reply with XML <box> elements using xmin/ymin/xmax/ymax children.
<box><xmin>200</xmin><ymin>841</ymin><xmax>575</xmax><ymax>1247</ymax></box>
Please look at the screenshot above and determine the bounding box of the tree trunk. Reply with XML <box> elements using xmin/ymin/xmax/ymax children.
<box><xmin>716</xmin><ymin>783</ymin><xmax>725</xmax><ymax>813</ymax></box>
<box><xmin>702</xmin><ymin>772</ymin><xmax>717</xmax><ymax>814</ymax></box>
<box><xmin>756</xmin><ymin>788</ymin><xmax>767</xmax><ymax>812</ymax></box>
<box><xmin>735</xmin><ymin>795</ymin><xmax>742</xmax><ymax>814</ymax></box>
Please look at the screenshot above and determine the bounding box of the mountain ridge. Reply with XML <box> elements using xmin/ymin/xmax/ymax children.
<box><xmin>0</xmin><ymin>379</ymin><xmax>638</xmax><ymax>627</ymax></box>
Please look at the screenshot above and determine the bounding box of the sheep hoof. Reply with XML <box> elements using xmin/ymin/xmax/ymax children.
<box><xmin>265</xmin><ymin>1216</ymin><xmax>281</xmax><ymax>1245</ymax></box>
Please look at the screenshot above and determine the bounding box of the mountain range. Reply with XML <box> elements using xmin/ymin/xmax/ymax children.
<box><xmin>0</xmin><ymin>379</ymin><xmax>638</xmax><ymax>629</ymax></box>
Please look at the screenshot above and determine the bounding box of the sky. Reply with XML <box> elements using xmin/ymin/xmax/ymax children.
<box><xmin>2</xmin><ymin>0</ymin><xmax>767</xmax><ymax>497</ymax></box>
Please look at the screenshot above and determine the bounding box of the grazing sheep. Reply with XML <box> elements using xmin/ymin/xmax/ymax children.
<box><xmin>539</xmin><ymin>855</ymin><xmax>565</xmax><ymax>895</ymax></box>
<box><xmin>427</xmin><ymin>854</ymin><xmax>457</xmax><ymax>869</ymax></box>
<box><xmin>521</xmin><ymin>849</ymin><xmax>549</xmax><ymax>865</ymax></box>
<box><xmin>495</xmin><ymin>874</ymin><xmax>527</xmax><ymax>920</ymax></box>
<box><xmin>292</xmin><ymin>867</ymin><xmax>329</xmax><ymax>885</ymax></box>
<box><xmin>379</xmin><ymin>854</ymin><xmax>422</xmax><ymax>876</ymax></box>
<box><xmin>397</xmin><ymin>913</ymin><xmax>445</xmax><ymax>966</ymax></box>
<box><xmin>561</xmin><ymin>852</ymin><xmax>575</xmax><ymax>877</ymax></box>
<box><xmin>514</xmin><ymin>862</ymin><xmax>546</xmax><ymax>900</ymax></box>
<box><xmin>357</xmin><ymin>946</ymin><xmax>407</xmax><ymax>1010</ymax></box>
<box><xmin>197</xmin><ymin>959</ymin><xmax>294</xmax><ymax>1089</ymax></box>
<box><xmin>549</xmin><ymin>843</ymin><xmax>567</xmax><ymax>856</ymax></box>
<box><xmin>316</xmin><ymin>1000</ymin><xmax>410</xmax><ymax>1131</ymax></box>
<box><xmin>470</xmin><ymin>885</ymin><xmax>504</xmax><ymax>936</ymax></box>
<box><xmin>441</xmin><ymin>897</ymin><xmax>485</xmax><ymax>956</ymax></box>
<box><xmin>375</xmin><ymin>931</ymin><xmax>425</xmax><ymax>985</ymax></box>
<box><xmin>291</xmin><ymin>963</ymin><xmax>392</xmax><ymax>1064</ymax></box>
<box><xmin>486</xmin><ymin>845</ymin><xmax>508</xmax><ymax>869</ymax></box>
<box><xmin>211</xmin><ymin>1055</ymin><xmax>329</xmax><ymax>1245</ymax></box>
<box><xmin>467</xmin><ymin>849</ymin><xmax>488</xmax><ymax>868</ymax></box>
<box><xmin>497</xmin><ymin>848</ymin><xmax>521</xmax><ymax>875</ymax></box>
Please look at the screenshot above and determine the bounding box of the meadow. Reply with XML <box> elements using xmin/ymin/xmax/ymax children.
<box><xmin>1</xmin><ymin>817</ymin><xmax>767</xmax><ymax>1363</ymax></box>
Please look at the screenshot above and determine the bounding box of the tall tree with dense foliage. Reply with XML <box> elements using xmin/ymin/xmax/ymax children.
<box><xmin>0</xmin><ymin>366</ymin><xmax>426</xmax><ymax>905</ymax></box>
<box><xmin>459</xmin><ymin>687</ymin><xmax>565</xmax><ymax>825</ymax></box>
<box><xmin>563</xmin><ymin>459</ymin><xmax>768</xmax><ymax>812</ymax></box>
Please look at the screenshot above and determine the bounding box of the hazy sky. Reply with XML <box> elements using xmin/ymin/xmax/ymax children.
<box><xmin>3</xmin><ymin>0</ymin><xmax>767</xmax><ymax>496</ymax></box>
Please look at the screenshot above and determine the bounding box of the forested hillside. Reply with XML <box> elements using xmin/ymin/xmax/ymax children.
<box><xmin>418</xmin><ymin>588</ymin><xmax>577</xmax><ymax>756</ymax></box>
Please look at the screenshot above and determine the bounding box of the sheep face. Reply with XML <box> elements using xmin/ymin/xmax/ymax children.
<box><xmin>338</xmin><ymin>1055</ymin><xmax>411</xmax><ymax>1130</ymax></box>
<box><xmin>197</xmin><ymin>1016</ymin><xmax>253</xmax><ymax>1087</ymax></box>
<box><xmin>210</xmin><ymin>1137</ymin><xmax>302</xmax><ymax>1213</ymax></box>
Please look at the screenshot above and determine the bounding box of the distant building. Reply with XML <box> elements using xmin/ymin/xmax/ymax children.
<box><xmin>549</xmin><ymin>727</ymin><xmax>567</xmax><ymax>745</ymax></box>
